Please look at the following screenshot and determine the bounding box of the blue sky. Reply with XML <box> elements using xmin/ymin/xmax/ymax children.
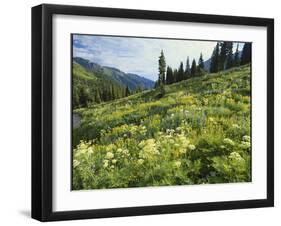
<box><xmin>73</xmin><ymin>34</ymin><xmax>243</xmax><ymax>81</ymax></box>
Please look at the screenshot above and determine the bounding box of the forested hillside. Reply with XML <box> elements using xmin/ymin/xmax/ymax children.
<box><xmin>73</xmin><ymin>58</ymin><xmax>155</xmax><ymax>108</ymax></box>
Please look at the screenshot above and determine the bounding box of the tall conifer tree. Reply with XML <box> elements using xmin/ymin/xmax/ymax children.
<box><xmin>173</xmin><ymin>69</ymin><xmax>178</xmax><ymax>82</ymax></box>
<box><xmin>184</xmin><ymin>57</ymin><xmax>191</xmax><ymax>79</ymax></box>
<box><xmin>241</xmin><ymin>43</ymin><xmax>252</xmax><ymax>65</ymax></box>
<box><xmin>125</xmin><ymin>86</ymin><xmax>130</xmax><ymax>96</ymax></box>
<box><xmin>234</xmin><ymin>43</ymin><xmax>240</xmax><ymax>66</ymax></box>
<box><xmin>225</xmin><ymin>42</ymin><xmax>233</xmax><ymax>69</ymax></box>
<box><xmin>191</xmin><ymin>59</ymin><xmax>197</xmax><ymax>76</ymax></box>
<box><xmin>178</xmin><ymin>62</ymin><xmax>184</xmax><ymax>81</ymax></box>
<box><xmin>166</xmin><ymin>66</ymin><xmax>174</xmax><ymax>84</ymax></box>
<box><xmin>219</xmin><ymin>42</ymin><xmax>227</xmax><ymax>71</ymax></box>
<box><xmin>198</xmin><ymin>53</ymin><xmax>205</xmax><ymax>70</ymax></box>
<box><xmin>210</xmin><ymin>43</ymin><xmax>220</xmax><ymax>73</ymax></box>
<box><xmin>158</xmin><ymin>50</ymin><xmax>166</xmax><ymax>85</ymax></box>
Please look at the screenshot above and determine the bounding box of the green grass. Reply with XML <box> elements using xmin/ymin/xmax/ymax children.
<box><xmin>73</xmin><ymin>62</ymin><xmax>97</xmax><ymax>80</ymax></box>
<box><xmin>72</xmin><ymin>64</ymin><xmax>251</xmax><ymax>190</ymax></box>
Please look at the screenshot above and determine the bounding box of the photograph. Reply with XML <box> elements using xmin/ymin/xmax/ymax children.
<box><xmin>30</xmin><ymin>3</ymin><xmax>274</xmax><ymax>221</ymax></box>
<box><xmin>71</xmin><ymin>34</ymin><xmax>252</xmax><ymax>190</ymax></box>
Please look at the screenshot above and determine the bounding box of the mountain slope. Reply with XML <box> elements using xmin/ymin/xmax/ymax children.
<box><xmin>74</xmin><ymin>64</ymin><xmax>251</xmax><ymax>145</ymax></box>
<box><xmin>73</xmin><ymin>64</ymin><xmax>251</xmax><ymax>189</ymax></box>
<box><xmin>72</xmin><ymin>61</ymin><xmax>128</xmax><ymax>108</ymax></box>
<box><xmin>73</xmin><ymin>62</ymin><xmax>97</xmax><ymax>80</ymax></box>
<box><xmin>74</xmin><ymin>57</ymin><xmax>155</xmax><ymax>90</ymax></box>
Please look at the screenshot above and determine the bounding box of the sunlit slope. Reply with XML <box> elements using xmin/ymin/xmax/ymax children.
<box><xmin>73</xmin><ymin>64</ymin><xmax>251</xmax><ymax>189</ymax></box>
<box><xmin>74</xmin><ymin>64</ymin><xmax>250</xmax><ymax>143</ymax></box>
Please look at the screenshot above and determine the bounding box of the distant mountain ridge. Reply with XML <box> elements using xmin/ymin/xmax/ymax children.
<box><xmin>73</xmin><ymin>57</ymin><xmax>155</xmax><ymax>91</ymax></box>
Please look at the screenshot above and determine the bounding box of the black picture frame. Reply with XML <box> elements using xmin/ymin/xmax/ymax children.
<box><xmin>32</xmin><ymin>4</ymin><xmax>274</xmax><ymax>222</ymax></box>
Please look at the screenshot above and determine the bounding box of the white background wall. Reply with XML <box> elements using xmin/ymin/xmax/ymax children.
<box><xmin>0</xmin><ymin>0</ymin><xmax>279</xmax><ymax>225</ymax></box>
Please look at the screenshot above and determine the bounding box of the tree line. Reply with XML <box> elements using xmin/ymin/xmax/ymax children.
<box><xmin>156</xmin><ymin>50</ymin><xmax>205</xmax><ymax>87</ymax></box>
<box><xmin>156</xmin><ymin>42</ymin><xmax>251</xmax><ymax>87</ymax></box>
<box><xmin>210</xmin><ymin>42</ymin><xmax>251</xmax><ymax>73</ymax></box>
<box><xmin>73</xmin><ymin>76</ymin><xmax>132</xmax><ymax>108</ymax></box>
<box><xmin>73</xmin><ymin>63</ymin><xmax>150</xmax><ymax>109</ymax></box>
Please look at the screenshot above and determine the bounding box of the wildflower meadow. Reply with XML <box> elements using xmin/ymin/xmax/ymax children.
<box><xmin>72</xmin><ymin>65</ymin><xmax>251</xmax><ymax>190</ymax></box>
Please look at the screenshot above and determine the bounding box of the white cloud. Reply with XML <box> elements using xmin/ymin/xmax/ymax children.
<box><xmin>73</xmin><ymin>35</ymin><xmax>229</xmax><ymax>81</ymax></box>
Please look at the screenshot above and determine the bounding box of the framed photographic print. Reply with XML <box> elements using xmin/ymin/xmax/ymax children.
<box><xmin>32</xmin><ymin>4</ymin><xmax>274</xmax><ymax>221</ymax></box>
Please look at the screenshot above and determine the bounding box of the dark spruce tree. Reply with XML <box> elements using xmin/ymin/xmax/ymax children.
<box><xmin>198</xmin><ymin>53</ymin><xmax>205</xmax><ymax>70</ymax></box>
<box><xmin>79</xmin><ymin>86</ymin><xmax>90</xmax><ymax>107</ymax></box>
<box><xmin>110</xmin><ymin>85</ymin><xmax>114</xmax><ymax>100</ymax></box>
<box><xmin>191</xmin><ymin>59</ymin><xmax>197</xmax><ymax>77</ymax></box>
<box><xmin>173</xmin><ymin>69</ymin><xmax>178</xmax><ymax>83</ymax></box>
<box><xmin>157</xmin><ymin>50</ymin><xmax>166</xmax><ymax>86</ymax></box>
<box><xmin>155</xmin><ymin>50</ymin><xmax>167</xmax><ymax>98</ymax></box>
<box><xmin>95</xmin><ymin>90</ymin><xmax>101</xmax><ymax>103</ymax></box>
<box><xmin>166</xmin><ymin>66</ymin><xmax>174</xmax><ymax>84</ymax></box>
<box><xmin>219</xmin><ymin>42</ymin><xmax>227</xmax><ymax>71</ymax></box>
<box><xmin>225</xmin><ymin>42</ymin><xmax>233</xmax><ymax>70</ymax></box>
<box><xmin>234</xmin><ymin>43</ymin><xmax>240</xmax><ymax>67</ymax></box>
<box><xmin>184</xmin><ymin>57</ymin><xmax>191</xmax><ymax>79</ymax></box>
<box><xmin>241</xmin><ymin>43</ymin><xmax>252</xmax><ymax>65</ymax></box>
<box><xmin>196</xmin><ymin>53</ymin><xmax>205</xmax><ymax>76</ymax></box>
<box><xmin>178</xmin><ymin>62</ymin><xmax>185</xmax><ymax>81</ymax></box>
<box><xmin>210</xmin><ymin>43</ymin><xmax>220</xmax><ymax>73</ymax></box>
<box><xmin>125</xmin><ymin>86</ymin><xmax>130</xmax><ymax>96</ymax></box>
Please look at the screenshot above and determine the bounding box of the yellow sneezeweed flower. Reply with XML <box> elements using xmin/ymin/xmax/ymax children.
<box><xmin>174</xmin><ymin>161</ymin><xmax>181</xmax><ymax>168</ymax></box>
<box><xmin>178</xmin><ymin>135</ymin><xmax>190</xmax><ymax>148</ymax></box>
<box><xmin>87</xmin><ymin>147</ymin><xmax>93</xmax><ymax>154</ymax></box>
<box><xmin>73</xmin><ymin>159</ymin><xmax>80</xmax><ymax>168</ymax></box>
<box><xmin>188</xmin><ymin>144</ymin><xmax>196</xmax><ymax>150</ymax></box>
<box><xmin>106</xmin><ymin>144</ymin><xmax>115</xmax><ymax>152</ymax></box>
<box><xmin>179</xmin><ymin>148</ymin><xmax>187</xmax><ymax>154</ymax></box>
<box><xmin>122</xmin><ymin>149</ymin><xmax>129</xmax><ymax>155</ymax></box>
<box><xmin>176</xmin><ymin>127</ymin><xmax>182</xmax><ymax>133</ymax></box>
<box><xmin>232</xmin><ymin>124</ymin><xmax>240</xmax><ymax>129</ymax></box>
<box><xmin>242</xmin><ymin>135</ymin><xmax>250</xmax><ymax>142</ymax></box>
<box><xmin>240</xmin><ymin>141</ymin><xmax>251</xmax><ymax>149</ymax></box>
<box><xmin>76</xmin><ymin>148</ymin><xmax>87</xmax><ymax>156</ymax></box>
<box><xmin>229</xmin><ymin>152</ymin><xmax>245</xmax><ymax>163</ymax></box>
<box><xmin>117</xmin><ymin>148</ymin><xmax>123</xmax><ymax>153</ymax></box>
<box><xmin>78</xmin><ymin>142</ymin><xmax>87</xmax><ymax>149</ymax></box>
<box><xmin>105</xmin><ymin>152</ymin><xmax>114</xmax><ymax>159</ymax></box>
<box><xmin>137</xmin><ymin>159</ymin><xmax>144</xmax><ymax>165</ymax></box>
<box><xmin>103</xmin><ymin>160</ymin><xmax>109</xmax><ymax>168</ymax></box>
<box><xmin>138</xmin><ymin>139</ymin><xmax>159</xmax><ymax>159</ymax></box>
<box><xmin>223</xmin><ymin>138</ymin><xmax>235</xmax><ymax>146</ymax></box>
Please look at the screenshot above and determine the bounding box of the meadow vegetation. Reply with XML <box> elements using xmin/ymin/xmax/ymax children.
<box><xmin>72</xmin><ymin>64</ymin><xmax>251</xmax><ymax>190</ymax></box>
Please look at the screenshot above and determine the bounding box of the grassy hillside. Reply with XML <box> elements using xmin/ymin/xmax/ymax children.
<box><xmin>73</xmin><ymin>64</ymin><xmax>251</xmax><ymax>190</ymax></box>
<box><xmin>74</xmin><ymin>57</ymin><xmax>155</xmax><ymax>91</ymax></box>
<box><xmin>73</xmin><ymin>62</ymin><xmax>97</xmax><ymax>80</ymax></box>
<box><xmin>73</xmin><ymin>61</ymin><xmax>128</xmax><ymax>108</ymax></box>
